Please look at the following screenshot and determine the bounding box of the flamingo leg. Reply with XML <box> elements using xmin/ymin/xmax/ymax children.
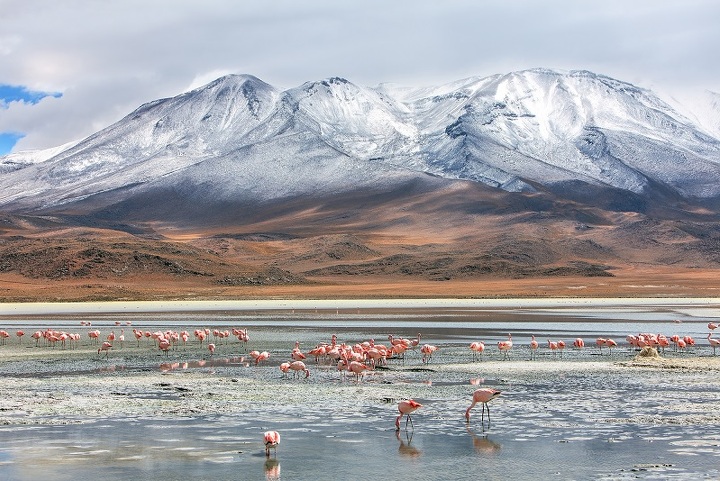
<box><xmin>406</xmin><ymin>414</ymin><xmax>414</xmax><ymax>431</ymax></box>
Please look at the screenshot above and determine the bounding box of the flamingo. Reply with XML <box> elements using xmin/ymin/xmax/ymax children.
<box><xmin>605</xmin><ymin>338</ymin><xmax>618</xmax><ymax>355</ymax></box>
<box><xmin>498</xmin><ymin>334</ymin><xmax>513</xmax><ymax>360</ymax></box>
<box><xmin>395</xmin><ymin>399</ymin><xmax>422</xmax><ymax>431</ymax></box>
<box><xmin>264</xmin><ymin>431</ymin><xmax>280</xmax><ymax>457</ymax></box>
<box><xmin>469</xmin><ymin>341</ymin><xmax>485</xmax><ymax>361</ymax></box>
<box><xmin>288</xmin><ymin>360</ymin><xmax>310</xmax><ymax>378</ymax></box>
<box><xmin>708</xmin><ymin>322</ymin><xmax>718</xmax><ymax>331</ymax></box>
<box><xmin>529</xmin><ymin>335</ymin><xmax>539</xmax><ymax>360</ymax></box>
<box><xmin>158</xmin><ymin>338</ymin><xmax>171</xmax><ymax>356</ymax></box>
<box><xmin>547</xmin><ymin>340</ymin><xmax>559</xmax><ymax>357</ymax></box>
<box><xmin>348</xmin><ymin>360</ymin><xmax>369</xmax><ymax>381</ymax></box>
<box><xmin>88</xmin><ymin>330</ymin><xmax>100</xmax><ymax>344</ymax></box>
<box><xmin>98</xmin><ymin>341</ymin><xmax>112</xmax><ymax>359</ymax></box>
<box><xmin>279</xmin><ymin>362</ymin><xmax>291</xmax><ymax>377</ymax></box>
<box><xmin>253</xmin><ymin>351</ymin><xmax>270</xmax><ymax>366</ymax></box>
<box><xmin>573</xmin><ymin>338</ymin><xmax>585</xmax><ymax>349</ymax></box>
<box><xmin>208</xmin><ymin>343</ymin><xmax>216</xmax><ymax>356</ymax></box>
<box><xmin>420</xmin><ymin>344</ymin><xmax>438</xmax><ymax>364</ymax></box>
<box><xmin>291</xmin><ymin>341</ymin><xmax>306</xmax><ymax>361</ymax></box>
<box><xmin>708</xmin><ymin>333</ymin><xmax>720</xmax><ymax>355</ymax></box>
<box><xmin>16</xmin><ymin>330</ymin><xmax>24</xmax><ymax>344</ymax></box>
<box><xmin>465</xmin><ymin>388</ymin><xmax>502</xmax><ymax>424</ymax></box>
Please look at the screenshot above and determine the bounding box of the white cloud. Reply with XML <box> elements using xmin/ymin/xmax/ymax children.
<box><xmin>3</xmin><ymin>0</ymin><xmax>720</xmax><ymax>151</ymax></box>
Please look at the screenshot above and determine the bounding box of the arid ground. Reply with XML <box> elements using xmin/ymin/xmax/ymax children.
<box><xmin>1</xmin><ymin>219</ymin><xmax>719</xmax><ymax>302</ymax></box>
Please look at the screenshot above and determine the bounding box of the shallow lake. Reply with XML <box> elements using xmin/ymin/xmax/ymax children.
<box><xmin>1</xmin><ymin>298</ymin><xmax>720</xmax><ymax>480</ymax></box>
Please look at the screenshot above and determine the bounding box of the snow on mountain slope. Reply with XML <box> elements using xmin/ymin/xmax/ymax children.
<box><xmin>416</xmin><ymin>69</ymin><xmax>720</xmax><ymax>197</ymax></box>
<box><xmin>662</xmin><ymin>89</ymin><xmax>720</xmax><ymax>141</ymax></box>
<box><xmin>0</xmin><ymin>140</ymin><xmax>79</xmax><ymax>174</ymax></box>
<box><xmin>1</xmin><ymin>69</ymin><xmax>719</xmax><ymax>214</ymax></box>
<box><xmin>286</xmin><ymin>77</ymin><xmax>418</xmax><ymax>160</ymax></box>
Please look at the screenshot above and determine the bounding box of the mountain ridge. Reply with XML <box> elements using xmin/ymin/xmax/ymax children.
<box><xmin>2</xmin><ymin>68</ymin><xmax>719</xmax><ymax>216</ymax></box>
<box><xmin>0</xmin><ymin>68</ymin><xmax>719</xmax><ymax>299</ymax></box>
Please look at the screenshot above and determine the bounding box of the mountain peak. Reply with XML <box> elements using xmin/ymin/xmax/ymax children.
<box><xmin>0</xmin><ymin>69</ymin><xmax>718</xmax><ymax>215</ymax></box>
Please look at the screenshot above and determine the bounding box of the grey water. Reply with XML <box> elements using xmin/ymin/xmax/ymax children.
<box><xmin>1</xmin><ymin>299</ymin><xmax>720</xmax><ymax>480</ymax></box>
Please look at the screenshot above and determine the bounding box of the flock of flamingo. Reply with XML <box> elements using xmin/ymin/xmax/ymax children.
<box><xmin>2</xmin><ymin>319</ymin><xmax>719</xmax><ymax>458</ymax></box>
<box><xmin>1</xmin><ymin>320</ymin><xmax>719</xmax><ymax>364</ymax></box>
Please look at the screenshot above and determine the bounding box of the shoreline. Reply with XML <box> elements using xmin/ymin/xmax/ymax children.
<box><xmin>2</xmin><ymin>296</ymin><xmax>720</xmax><ymax>316</ymax></box>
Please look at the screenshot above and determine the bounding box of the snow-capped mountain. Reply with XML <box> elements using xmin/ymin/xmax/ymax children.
<box><xmin>1</xmin><ymin>69</ymin><xmax>719</xmax><ymax>221</ymax></box>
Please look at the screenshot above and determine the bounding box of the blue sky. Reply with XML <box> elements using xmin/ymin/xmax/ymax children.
<box><xmin>2</xmin><ymin>0</ymin><xmax>719</xmax><ymax>155</ymax></box>
<box><xmin>0</xmin><ymin>85</ymin><xmax>61</xmax><ymax>154</ymax></box>
<box><xmin>0</xmin><ymin>132</ymin><xmax>25</xmax><ymax>154</ymax></box>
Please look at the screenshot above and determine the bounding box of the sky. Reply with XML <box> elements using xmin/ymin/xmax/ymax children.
<box><xmin>1</xmin><ymin>0</ymin><xmax>719</xmax><ymax>155</ymax></box>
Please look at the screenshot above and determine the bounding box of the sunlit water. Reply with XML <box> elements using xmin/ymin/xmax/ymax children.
<box><xmin>1</xmin><ymin>299</ymin><xmax>720</xmax><ymax>480</ymax></box>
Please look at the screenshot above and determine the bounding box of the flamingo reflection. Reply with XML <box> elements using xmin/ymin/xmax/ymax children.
<box><xmin>264</xmin><ymin>458</ymin><xmax>281</xmax><ymax>481</ymax></box>
<box><xmin>466</xmin><ymin>426</ymin><xmax>501</xmax><ymax>455</ymax></box>
<box><xmin>396</xmin><ymin>430</ymin><xmax>422</xmax><ymax>458</ymax></box>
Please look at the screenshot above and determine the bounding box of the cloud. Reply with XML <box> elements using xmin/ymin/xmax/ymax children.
<box><xmin>0</xmin><ymin>84</ymin><xmax>62</xmax><ymax>109</ymax></box>
<box><xmin>2</xmin><ymin>0</ymin><xmax>720</xmax><ymax>152</ymax></box>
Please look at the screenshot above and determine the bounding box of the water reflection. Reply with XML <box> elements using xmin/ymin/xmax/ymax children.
<box><xmin>396</xmin><ymin>431</ymin><xmax>421</xmax><ymax>458</ymax></box>
<box><xmin>264</xmin><ymin>458</ymin><xmax>281</xmax><ymax>480</ymax></box>
<box><xmin>159</xmin><ymin>356</ymin><xmax>248</xmax><ymax>372</ymax></box>
<box><xmin>467</xmin><ymin>427</ymin><xmax>501</xmax><ymax>456</ymax></box>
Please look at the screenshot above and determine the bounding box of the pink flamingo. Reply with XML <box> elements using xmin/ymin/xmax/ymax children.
<box><xmin>708</xmin><ymin>333</ymin><xmax>720</xmax><ymax>355</ymax></box>
<box><xmin>708</xmin><ymin>322</ymin><xmax>718</xmax><ymax>331</ymax></box>
<box><xmin>573</xmin><ymin>338</ymin><xmax>585</xmax><ymax>349</ymax></box>
<box><xmin>420</xmin><ymin>344</ymin><xmax>438</xmax><ymax>364</ymax></box>
<box><xmin>250</xmin><ymin>351</ymin><xmax>270</xmax><ymax>366</ymax></box>
<box><xmin>279</xmin><ymin>362</ymin><xmax>291</xmax><ymax>377</ymax></box>
<box><xmin>208</xmin><ymin>343</ymin><xmax>216</xmax><ymax>356</ymax></box>
<box><xmin>529</xmin><ymin>335</ymin><xmax>539</xmax><ymax>360</ymax></box>
<box><xmin>88</xmin><ymin>330</ymin><xmax>100</xmax><ymax>344</ymax></box>
<box><xmin>498</xmin><ymin>334</ymin><xmax>513</xmax><ymax>360</ymax></box>
<box><xmin>158</xmin><ymin>337</ymin><xmax>171</xmax><ymax>356</ymax></box>
<box><xmin>16</xmin><ymin>330</ymin><xmax>24</xmax><ymax>344</ymax></box>
<box><xmin>470</xmin><ymin>341</ymin><xmax>485</xmax><ymax>361</ymax></box>
<box><xmin>465</xmin><ymin>388</ymin><xmax>502</xmax><ymax>424</ymax></box>
<box><xmin>98</xmin><ymin>341</ymin><xmax>112</xmax><ymax>359</ymax></box>
<box><xmin>288</xmin><ymin>360</ymin><xmax>310</xmax><ymax>378</ymax></box>
<box><xmin>291</xmin><ymin>347</ymin><xmax>306</xmax><ymax>362</ymax></box>
<box><xmin>264</xmin><ymin>431</ymin><xmax>280</xmax><ymax>456</ymax></box>
<box><xmin>395</xmin><ymin>399</ymin><xmax>422</xmax><ymax>431</ymax></box>
<box><xmin>348</xmin><ymin>360</ymin><xmax>370</xmax><ymax>381</ymax></box>
<box><xmin>547</xmin><ymin>340</ymin><xmax>559</xmax><ymax>357</ymax></box>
